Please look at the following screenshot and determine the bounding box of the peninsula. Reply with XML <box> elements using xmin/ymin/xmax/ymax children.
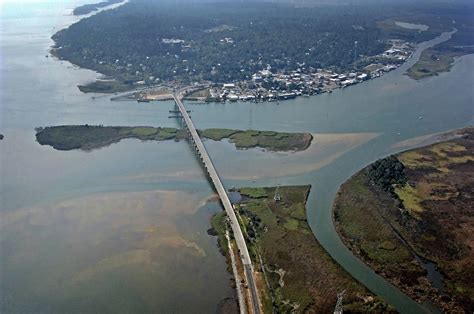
<box><xmin>210</xmin><ymin>185</ymin><xmax>394</xmax><ymax>313</ymax></box>
<box><xmin>333</xmin><ymin>128</ymin><xmax>474</xmax><ymax>312</ymax></box>
<box><xmin>35</xmin><ymin>125</ymin><xmax>312</xmax><ymax>152</ymax></box>
<box><xmin>53</xmin><ymin>1</ymin><xmax>467</xmax><ymax>98</ymax></box>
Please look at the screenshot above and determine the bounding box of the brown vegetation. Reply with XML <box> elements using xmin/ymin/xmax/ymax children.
<box><xmin>217</xmin><ymin>186</ymin><xmax>394</xmax><ymax>313</ymax></box>
<box><xmin>334</xmin><ymin>127</ymin><xmax>474</xmax><ymax>312</ymax></box>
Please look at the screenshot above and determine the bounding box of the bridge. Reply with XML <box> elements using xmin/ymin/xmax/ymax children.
<box><xmin>173</xmin><ymin>92</ymin><xmax>261</xmax><ymax>314</ymax></box>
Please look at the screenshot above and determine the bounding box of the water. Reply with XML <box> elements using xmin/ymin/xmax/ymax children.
<box><xmin>1</xmin><ymin>2</ymin><xmax>234</xmax><ymax>313</ymax></box>
<box><xmin>420</xmin><ymin>260</ymin><xmax>444</xmax><ymax>292</ymax></box>
<box><xmin>1</xmin><ymin>1</ymin><xmax>473</xmax><ymax>313</ymax></box>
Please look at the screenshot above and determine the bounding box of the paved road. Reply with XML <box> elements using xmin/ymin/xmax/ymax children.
<box><xmin>173</xmin><ymin>93</ymin><xmax>260</xmax><ymax>314</ymax></box>
<box><xmin>226</xmin><ymin>230</ymin><xmax>247</xmax><ymax>314</ymax></box>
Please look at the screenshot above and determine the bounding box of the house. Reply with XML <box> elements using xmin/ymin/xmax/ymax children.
<box><xmin>223</xmin><ymin>83</ymin><xmax>236</xmax><ymax>89</ymax></box>
<box><xmin>384</xmin><ymin>48</ymin><xmax>396</xmax><ymax>56</ymax></box>
<box><xmin>260</xmin><ymin>69</ymin><xmax>272</xmax><ymax>77</ymax></box>
<box><xmin>278</xmin><ymin>92</ymin><xmax>296</xmax><ymax>99</ymax></box>
<box><xmin>383</xmin><ymin>65</ymin><xmax>397</xmax><ymax>72</ymax></box>
<box><xmin>341</xmin><ymin>79</ymin><xmax>356</xmax><ymax>86</ymax></box>
<box><xmin>227</xmin><ymin>94</ymin><xmax>239</xmax><ymax>101</ymax></box>
<box><xmin>252</xmin><ymin>74</ymin><xmax>263</xmax><ymax>82</ymax></box>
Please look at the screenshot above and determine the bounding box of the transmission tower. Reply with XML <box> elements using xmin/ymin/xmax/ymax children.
<box><xmin>273</xmin><ymin>185</ymin><xmax>281</xmax><ymax>202</ymax></box>
<box><xmin>333</xmin><ymin>290</ymin><xmax>345</xmax><ymax>314</ymax></box>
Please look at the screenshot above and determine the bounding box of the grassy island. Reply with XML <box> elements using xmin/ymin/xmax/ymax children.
<box><xmin>334</xmin><ymin>128</ymin><xmax>474</xmax><ymax>312</ymax></box>
<box><xmin>35</xmin><ymin>125</ymin><xmax>312</xmax><ymax>152</ymax></box>
<box><xmin>35</xmin><ymin>125</ymin><xmax>186</xmax><ymax>151</ymax></box>
<box><xmin>211</xmin><ymin>185</ymin><xmax>393</xmax><ymax>313</ymax></box>
<box><xmin>200</xmin><ymin>128</ymin><xmax>312</xmax><ymax>152</ymax></box>
<box><xmin>407</xmin><ymin>47</ymin><xmax>461</xmax><ymax>79</ymax></box>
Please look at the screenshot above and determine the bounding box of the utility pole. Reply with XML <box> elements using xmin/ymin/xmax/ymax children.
<box><xmin>353</xmin><ymin>41</ymin><xmax>358</xmax><ymax>69</ymax></box>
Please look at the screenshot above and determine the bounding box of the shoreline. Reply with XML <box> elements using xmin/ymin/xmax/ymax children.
<box><xmin>46</xmin><ymin>0</ymin><xmax>130</xmax><ymax>91</ymax></box>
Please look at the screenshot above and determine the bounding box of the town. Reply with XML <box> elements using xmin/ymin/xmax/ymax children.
<box><xmin>130</xmin><ymin>39</ymin><xmax>415</xmax><ymax>103</ymax></box>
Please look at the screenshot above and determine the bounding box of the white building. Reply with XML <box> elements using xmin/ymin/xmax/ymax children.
<box><xmin>223</xmin><ymin>83</ymin><xmax>236</xmax><ymax>89</ymax></box>
<box><xmin>252</xmin><ymin>74</ymin><xmax>263</xmax><ymax>82</ymax></box>
<box><xmin>227</xmin><ymin>94</ymin><xmax>239</xmax><ymax>101</ymax></box>
<box><xmin>260</xmin><ymin>69</ymin><xmax>272</xmax><ymax>77</ymax></box>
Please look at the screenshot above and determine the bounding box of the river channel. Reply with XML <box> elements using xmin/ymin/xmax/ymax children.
<box><xmin>1</xmin><ymin>1</ymin><xmax>473</xmax><ymax>313</ymax></box>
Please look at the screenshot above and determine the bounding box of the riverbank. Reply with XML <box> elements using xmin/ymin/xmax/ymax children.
<box><xmin>333</xmin><ymin>127</ymin><xmax>474</xmax><ymax>312</ymax></box>
<box><xmin>211</xmin><ymin>185</ymin><xmax>394</xmax><ymax>313</ymax></box>
<box><xmin>35</xmin><ymin>125</ymin><xmax>312</xmax><ymax>152</ymax></box>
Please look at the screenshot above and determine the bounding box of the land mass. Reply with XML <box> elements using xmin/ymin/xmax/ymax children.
<box><xmin>211</xmin><ymin>185</ymin><xmax>394</xmax><ymax>313</ymax></box>
<box><xmin>52</xmin><ymin>1</ymin><xmax>471</xmax><ymax>96</ymax></box>
<box><xmin>333</xmin><ymin>127</ymin><xmax>474</xmax><ymax>312</ymax></box>
<box><xmin>35</xmin><ymin>125</ymin><xmax>312</xmax><ymax>152</ymax></box>
<box><xmin>72</xmin><ymin>0</ymin><xmax>123</xmax><ymax>16</ymax></box>
<box><xmin>407</xmin><ymin>20</ymin><xmax>474</xmax><ymax>79</ymax></box>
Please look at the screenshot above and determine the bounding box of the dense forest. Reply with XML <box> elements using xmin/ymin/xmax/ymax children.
<box><xmin>368</xmin><ymin>156</ymin><xmax>407</xmax><ymax>194</ymax></box>
<box><xmin>52</xmin><ymin>0</ymin><xmax>472</xmax><ymax>84</ymax></box>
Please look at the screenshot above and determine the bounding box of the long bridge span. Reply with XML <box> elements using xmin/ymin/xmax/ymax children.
<box><xmin>173</xmin><ymin>92</ymin><xmax>260</xmax><ymax>314</ymax></box>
